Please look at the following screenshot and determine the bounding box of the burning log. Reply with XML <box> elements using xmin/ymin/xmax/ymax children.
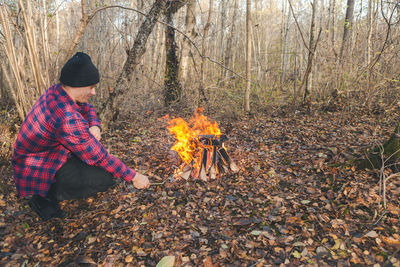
<box><xmin>218</xmin><ymin>147</ymin><xmax>239</xmax><ymax>173</ymax></box>
<box><xmin>179</xmin><ymin>164</ymin><xmax>192</xmax><ymax>180</ymax></box>
<box><xmin>199</xmin><ymin>148</ymin><xmax>208</xmax><ymax>181</ymax></box>
<box><xmin>165</xmin><ymin>108</ymin><xmax>239</xmax><ymax>180</ymax></box>
<box><xmin>174</xmin><ymin>134</ymin><xmax>239</xmax><ymax>180</ymax></box>
<box><xmin>209</xmin><ymin>147</ymin><xmax>217</xmax><ymax>179</ymax></box>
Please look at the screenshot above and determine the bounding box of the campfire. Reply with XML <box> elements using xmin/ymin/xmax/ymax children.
<box><xmin>164</xmin><ymin>108</ymin><xmax>239</xmax><ymax>181</ymax></box>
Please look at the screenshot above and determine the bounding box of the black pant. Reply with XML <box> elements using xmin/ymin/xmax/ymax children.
<box><xmin>47</xmin><ymin>155</ymin><xmax>116</xmax><ymax>201</ymax></box>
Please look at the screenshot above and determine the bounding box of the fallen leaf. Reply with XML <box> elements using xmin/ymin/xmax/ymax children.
<box><xmin>87</xmin><ymin>236</ymin><xmax>96</xmax><ymax>244</ymax></box>
<box><xmin>251</xmin><ymin>230</ymin><xmax>261</xmax><ymax>236</ymax></box>
<box><xmin>102</xmin><ymin>255</ymin><xmax>115</xmax><ymax>267</ymax></box>
<box><xmin>203</xmin><ymin>256</ymin><xmax>214</xmax><ymax>267</ymax></box>
<box><xmin>381</xmin><ymin>236</ymin><xmax>400</xmax><ymax>248</ymax></box>
<box><xmin>331</xmin><ymin>239</ymin><xmax>341</xmax><ymax>250</ymax></box>
<box><xmin>292</xmin><ymin>250</ymin><xmax>301</xmax><ymax>258</ymax></box>
<box><xmin>156</xmin><ymin>256</ymin><xmax>175</xmax><ymax>267</ymax></box>
<box><xmin>125</xmin><ymin>255</ymin><xmax>133</xmax><ymax>263</ymax></box>
<box><xmin>365</xmin><ymin>231</ymin><xmax>378</xmax><ymax>238</ymax></box>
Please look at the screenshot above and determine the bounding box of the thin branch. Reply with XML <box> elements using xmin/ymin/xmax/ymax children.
<box><xmin>353</xmin><ymin>3</ymin><xmax>395</xmax><ymax>84</ymax></box>
<box><xmin>297</xmin><ymin>28</ymin><xmax>322</xmax><ymax>101</ymax></box>
<box><xmin>287</xmin><ymin>0</ymin><xmax>311</xmax><ymax>53</ymax></box>
<box><xmin>86</xmin><ymin>5</ymin><xmax>248</xmax><ymax>83</ymax></box>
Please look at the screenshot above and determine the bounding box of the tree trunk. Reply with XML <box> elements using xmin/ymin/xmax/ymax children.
<box><xmin>339</xmin><ymin>0</ymin><xmax>355</xmax><ymax>62</ymax></box>
<box><xmin>64</xmin><ymin>0</ymin><xmax>88</xmax><ymax>63</ymax></box>
<box><xmin>303</xmin><ymin>0</ymin><xmax>317</xmax><ymax>103</ymax></box>
<box><xmin>280</xmin><ymin>0</ymin><xmax>290</xmax><ymax>86</ymax></box>
<box><xmin>55</xmin><ymin>3</ymin><xmax>60</xmax><ymax>70</ymax></box>
<box><xmin>329</xmin><ymin>0</ymin><xmax>336</xmax><ymax>53</ymax></box>
<box><xmin>199</xmin><ymin>0</ymin><xmax>213</xmax><ymax>106</ymax></box>
<box><xmin>151</xmin><ymin>23</ymin><xmax>164</xmax><ymax>83</ymax></box>
<box><xmin>164</xmin><ymin>1</ymin><xmax>186</xmax><ymax>107</ymax></box>
<box><xmin>366</xmin><ymin>0</ymin><xmax>374</xmax><ymax>90</ymax></box>
<box><xmin>218</xmin><ymin>0</ymin><xmax>227</xmax><ymax>82</ymax></box>
<box><xmin>244</xmin><ymin>0</ymin><xmax>251</xmax><ymax>113</ymax></box>
<box><xmin>99</xmin><ymin>0</ymin><xmax>167</xmax><ymax>129</ymax></box>
<box><xmin>223</xmin><ymin>0</ymin><xmax>238</xmax><ymax>81</ymax></box>
<box><xmin>39</xmin><ymin>0</ymin><xmax>50</xmax><ymax>84</ymax></box>
<box><xmin>179</xmin><ymin>0</ymin><xmax>196</xmax><ymax>85</ymax></box>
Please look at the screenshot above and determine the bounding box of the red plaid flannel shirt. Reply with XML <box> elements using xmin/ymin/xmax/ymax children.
<box><xmin>12</xmin><ymin>84</ymin><xmax>136</xmax><ymax>197</ymax></box>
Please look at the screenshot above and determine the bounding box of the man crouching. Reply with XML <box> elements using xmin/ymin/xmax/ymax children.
<box><xmin>12</xmin><ymin>52</ymin><xmax>149</xmax><ymax>220</ymax></box>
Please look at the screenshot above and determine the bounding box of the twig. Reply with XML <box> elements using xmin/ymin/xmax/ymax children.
<box><xmin>373</xmin><ymin>210</ymin><xmax>387</xmax><ymax>226</ymax></box>
<box><xmin>353</xmin><ymin>3</ymin><xmax>395</xmax><ymax>85</ymax></box>
<box><xmin>250</xmin><ymin>255</ymin><xmax>267</xmax><ymax>267</ymax></box>
<box><xmin>150</xmin><ymin>181</ymin><xmax>166</xmax><ymax>186</ymax></box>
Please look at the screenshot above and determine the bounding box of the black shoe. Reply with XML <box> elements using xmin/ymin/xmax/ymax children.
<box><xmin>28</xmin><ymin>195</ymin><xmax>66</xmax><ymax>221</ymax></box>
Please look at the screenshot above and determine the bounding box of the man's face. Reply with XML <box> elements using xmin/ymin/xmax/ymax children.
<box><xmin>67</xmin><ymin>85</ymin><xmax>97</xmax><ymax>103</ymax></box>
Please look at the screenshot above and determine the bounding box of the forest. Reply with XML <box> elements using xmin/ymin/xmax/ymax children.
<box><xmin>0</xmin><ymin>0</ymin><xmax>399</xmax><ymax>266</ymax></box>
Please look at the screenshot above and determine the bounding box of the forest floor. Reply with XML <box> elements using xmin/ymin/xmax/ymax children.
<box><xmin>0</xmin><ymin>109</ymin><xmax>400</xmax><ymax>266</ymax></box>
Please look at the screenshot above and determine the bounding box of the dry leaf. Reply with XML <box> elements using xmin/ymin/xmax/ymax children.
<box><xmin>365</xmin><ymin>231</ymin><xmax>378</xmax><ymax>238</ymax></box>
<box><xmin>156</xmin><ymin>256</ymin><xmax>175</xmax><ymax>267</ymax></box>
<box><xmin>381</xmin><ymin>236</ymin><xmax>400</xmax><ymax>248</ymax></box>
<box><xmin>203</xmin><ymin>256</ymin><xmax>214</xmax><ymax>267</ymax></box>
<box><xmin>125</xmin><ymin>255</ymin><xmax>134</xmax><ymax>263</ymax></box>
<box><xmin>102</xmin><ymin>255</ymin><xmax>116</xmax><ymax>267</ymax></box>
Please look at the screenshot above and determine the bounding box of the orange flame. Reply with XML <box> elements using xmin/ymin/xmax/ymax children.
<box><xmin>165</xmin><ymin>108</ymin><xmax>221</xmax><ymax>169</ymax></box>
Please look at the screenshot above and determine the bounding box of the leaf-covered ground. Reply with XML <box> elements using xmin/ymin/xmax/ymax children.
<box><xmin>0</xmin><ymin>111</ymin><xmax>399</xmax><ymax>266</ymax></box>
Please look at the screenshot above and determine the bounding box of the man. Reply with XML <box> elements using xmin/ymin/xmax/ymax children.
<box><xmin>12</xmin><ymin>52</ymin><xmax>149</xmax><ymax>220</ymax></box>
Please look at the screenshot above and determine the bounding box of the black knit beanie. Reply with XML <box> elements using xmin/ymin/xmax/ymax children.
<box><xmin>59</xmin><ymin>52</ymin><xmax>99</xmax><ymax>87</ymax></box>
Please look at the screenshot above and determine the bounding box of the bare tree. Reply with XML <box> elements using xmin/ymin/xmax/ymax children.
<box><xmin>179</xmin><ymin>0</ymin><xmax>196</xmax><ymax>85</ymax></box>
<box><xmin>244</xmin><ymin>0</ymin><xmax>251</xmax><ymax>113</ymax></box>
<box><xmin>99</xmin><ymin>0</ymin><xmax>167</xmax><ymax>128</ymax></box>
<box><xmin>339</xmin><ymin>0</ymin><xmax>355</xmax><ymax>62</ymax></box>
<box><xmin>280</xmin><ymin>0</ymin><xmax>290</xmax><ymax>86</ymax></box>
<box><xmin>329</xmin><ymin>0</ymin><xmax>336</xmax><ymax>54</ymax></box>
<box><xmin>0</xmin><ymin>0</ymin><xmax>51</xmax><ymax>120</ymax></box>
<box><xmin>366</xmin><ymin>0</ymin><xmax>375</xmax><ymax>90</ymax></box>
<box><xmin>218</xmin><ymin>0</ymin><xmax>227</xmax><ymax>82</ymax></box>
<box><xmin>303</xmin><ymin>0</ymin><xmax>318</xmax><ymax>103</ymax></box>
<box><xmin>164</xmin><ymin>0</ymin><xmax>187</xmax><ymax>107</ymax></box>
<box><xmin>223</xmin><ymin>0</ymin><xmax>238</xmax><ymax>81</ymax></box>
<box><xmin>198</xmin><ymin>0</ymin><xmax>214</xmax><ymax>107</ymax></box>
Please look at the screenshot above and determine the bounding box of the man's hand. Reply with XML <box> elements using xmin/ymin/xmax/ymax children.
<box><xmin>132</xmin><ymin>172</ymin><xmax>150</xmax><ymax>189</ymax></box>
<box><xmin>89</xmin><ymin>126</ymin><xmax>101</xmax><ymax>141</ymax></box>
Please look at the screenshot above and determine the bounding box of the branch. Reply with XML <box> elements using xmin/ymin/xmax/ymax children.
<box><xmin>297</xmin><ymin>28</ymin><xmax>322</xmax><ymax>100</ymax></box>
<box><xmin>85</xmin><ymin>4</ymin><xmax>248</xmax><ymax>83</ymax></box>
<box><xmin>64</xmin><ymin>0</ymin><xmax>88</xmax><ymax>61</ymax></box>
<box><xmin>166</xmin><ymin>0</ymin><xmax>188</xmax><ymax>14</ymax></box>
<box><xmin>288</xmin><ymin>0</ymin><xmax>311</xmax><ymax>53</ymax></box>
<box><xmin>352</xmin><ymin>3</ymin><xmax>395</xmax><ymax>84</ymax></box>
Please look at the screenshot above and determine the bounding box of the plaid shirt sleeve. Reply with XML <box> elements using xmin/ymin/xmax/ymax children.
<box><xmin>78</xmin><ymin>103</ymin><xmax>102</xmax><ymax>129</ymax></box>
<box><xmin>56</xmin><ymin>111</ymin><xmax>135</xmax><ymax>182</ymax></box>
